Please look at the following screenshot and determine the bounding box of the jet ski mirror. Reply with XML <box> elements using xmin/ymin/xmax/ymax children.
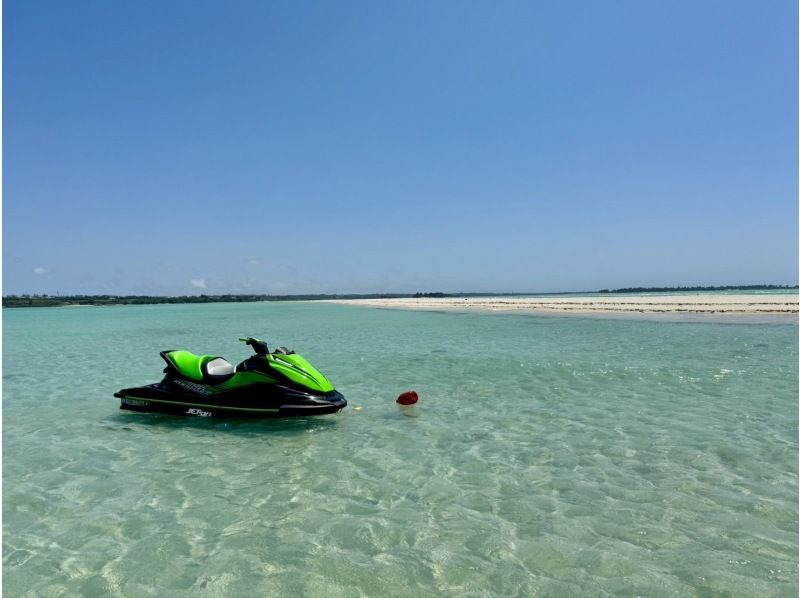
<box><xmin>238</xmin><ymin>336</ymin><xmax>269</xmax><ymax>356</ymax></box>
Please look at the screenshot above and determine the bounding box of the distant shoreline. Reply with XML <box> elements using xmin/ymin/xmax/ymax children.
<box><xmin>2</xmin><ymin>293</ymin><xmax>413</xmax><ymax>308</ymax></box>
<box><xmin>598</xmin><ymin>285</ymin><xmax>797</xmax><ymax>293</ymax></box>
<box><xmin>2</xmin><ymin>286</ymin><xmax>797</xmax><ymax>308</ymax></box>
<box><xmin>326</xmin><ymin>293</ymin><xmax>799</xmax><ymax>318</ymax></box>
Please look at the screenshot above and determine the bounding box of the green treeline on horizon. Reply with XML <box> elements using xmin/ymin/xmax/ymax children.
<box><xmin>1</xmin><ymin>292</ymin><xmax>456</xmax><ymax>308</ymax></box>
<box><xmin>2</xmin><ymin>286</ymin><xmax>796</xmax><ymax>308</ymax></box>
<box><xmin>2</xmin><ymin>293</ymin><xmax>404</xmax><ymax>308</ymax></box>
<box><xmin>598</xmin><ymin>285</ymin><xmax>798</xmax><ymax>293</ymax></box>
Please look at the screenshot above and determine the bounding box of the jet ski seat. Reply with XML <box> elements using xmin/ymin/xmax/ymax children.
<box><xmin>160</xmin><ymin>350</ymin><xmax>236</xmax><ymax>384</ymax></box>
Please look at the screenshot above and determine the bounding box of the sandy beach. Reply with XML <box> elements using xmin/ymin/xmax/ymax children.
<box><xmin>327</xmin><ymin>293</ymin><xmax>799</xmax><ymax>316</ymax></box>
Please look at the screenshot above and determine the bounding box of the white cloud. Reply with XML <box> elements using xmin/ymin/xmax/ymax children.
<box><xmin>248</xmin><ymin>259</ymin><xmax>260</xmax><ymax>265</ymax></box>
<box><xmin>33</xmin><ymin>267</ymin><xmax>49</xmax><ymax>274</ymax></box>
<box><xmin>190</xmin><ymin>279</ymin><xmax>207</xmax><ymax>289</ymax></box>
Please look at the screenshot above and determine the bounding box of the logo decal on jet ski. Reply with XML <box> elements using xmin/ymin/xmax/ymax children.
<box><xmin>121</xmin><ymin>398</ymin><xmax>147</xmax><ymax>407</ymax></box>
<box><xmin>186</xmin><ymin>408</ymin><xmax>212</xmax><ymax>417</ymax></box>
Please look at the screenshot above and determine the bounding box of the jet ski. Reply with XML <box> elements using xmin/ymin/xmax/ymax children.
<box><xmin>114</xmin><ymin>336</ymin><xmax>347</xmax><ymax>418</ymax></box>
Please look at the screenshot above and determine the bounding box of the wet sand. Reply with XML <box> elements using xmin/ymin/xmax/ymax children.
<box><xmin>327</xmin><ymin>294</ymin><xmax>799</xmax><ymax>318</ymax></box>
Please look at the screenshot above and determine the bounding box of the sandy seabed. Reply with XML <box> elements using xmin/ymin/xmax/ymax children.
<box><xmin>327</xmin><ymin>294</ymin><xmax>799</xmax><ymax>319</ymax></box>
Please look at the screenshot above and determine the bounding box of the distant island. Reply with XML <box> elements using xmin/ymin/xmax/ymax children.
<box><xmin>598</xmin><ymin>285</ymin><xmax>798</xmax><ymax>293</ymax></box>
<box><xmin>2</xmin><ymin>292</ymin><xmax>453</xmax><ymax>308</ymax></box>
<box><xmin>4</xmin><ymin>287</ymin><xmax>796</xmax><ymax>308</ymax></box>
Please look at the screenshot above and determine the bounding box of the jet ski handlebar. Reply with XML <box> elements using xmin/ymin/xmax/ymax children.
<box><xmin>239</xmin><ymin>336</ymin><xmax>269</xmax><ymax>356</ymax></box>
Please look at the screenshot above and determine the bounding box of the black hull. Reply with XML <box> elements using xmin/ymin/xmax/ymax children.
<box><xmin>115</xmin><ymin>382</ymin><xmax>347</xmax><ymax>419</ymax></box>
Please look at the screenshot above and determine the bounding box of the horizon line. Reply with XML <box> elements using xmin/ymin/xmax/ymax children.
<box><xmin>4</xmin><ymin>284</ymin><xmax>799</xmax><ymax>300</ymax></box>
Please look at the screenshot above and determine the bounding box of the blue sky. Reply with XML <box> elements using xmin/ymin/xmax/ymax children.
<box><xmin>4</xmin><ymin>0</ymin><xmax>797</xmax><ymax>295</ymax></box>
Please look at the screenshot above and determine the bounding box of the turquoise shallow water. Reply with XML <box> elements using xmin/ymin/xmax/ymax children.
<box><xmin>3</xmin><ymin>302</ymin><xmax>798</xmax><ymax>596</ymax></box>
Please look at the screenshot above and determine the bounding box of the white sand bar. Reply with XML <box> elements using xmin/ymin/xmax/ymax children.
<box><xmin>327</xmin><ymin>294</ymin><xmax>799</xmax><ymax>316</ymax></box>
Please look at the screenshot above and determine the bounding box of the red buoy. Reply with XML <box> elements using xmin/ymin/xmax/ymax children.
<box><xmin>397</xmin><ymin>390</ymin><xmax>419</xmax><ymax>405</ymax></box>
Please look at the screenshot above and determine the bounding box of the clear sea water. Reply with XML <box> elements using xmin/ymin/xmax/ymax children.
<box><xmin>3</xmin><ymin>302</ymin><xmax>798</xmax><ymax>597</ymax></box>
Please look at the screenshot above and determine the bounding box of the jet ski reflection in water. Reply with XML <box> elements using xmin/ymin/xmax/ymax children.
<box><xmin>115</xmin><ymin>336</ymin><xmax>346</xmax><ymax>418</ymax></box>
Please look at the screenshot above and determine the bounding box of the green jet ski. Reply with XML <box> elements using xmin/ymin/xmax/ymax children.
<box><xmin>114</xmin><ymin>336</ymin><xmax>347</xmax><ymax>418</ymax></box>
